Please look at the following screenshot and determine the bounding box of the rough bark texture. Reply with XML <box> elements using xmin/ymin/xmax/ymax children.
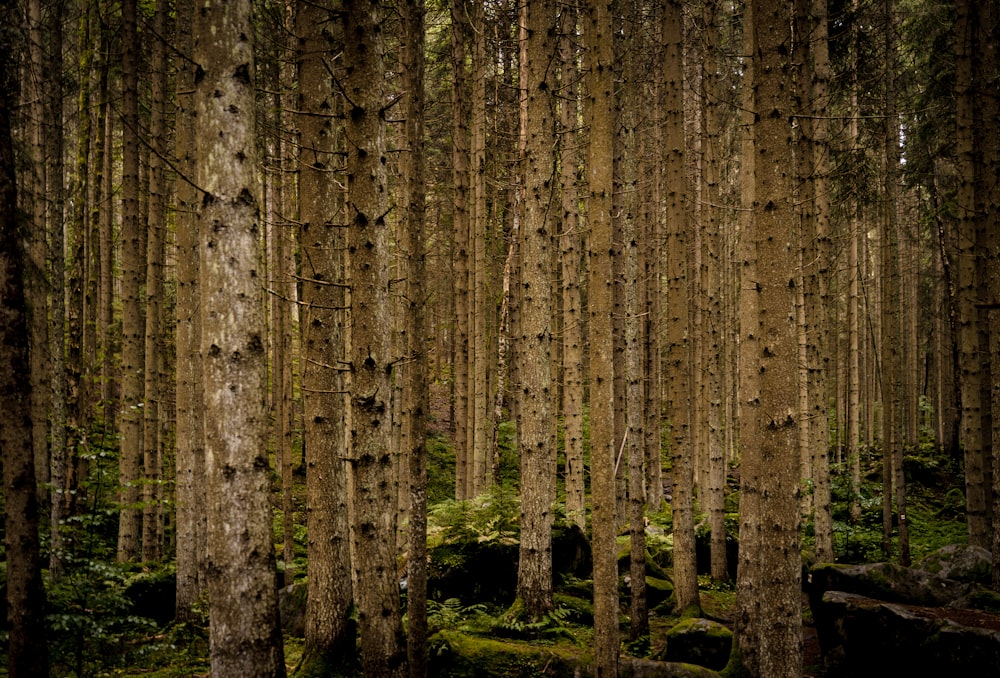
<box><xmin>173</xmin><ymin>0</ymin><xmax>207</xmax><ymax>621</ymax></box>
<box><xmin>343</xmin><ymin>2</ymin><xmax>407</xmax><ymax>674</ymax></box>
<box><xmin>142</xmin><ymin>0</ymin><xmax>168</xmax><ymax>563</ymax></box>
<box><xmin>585</xmin><ymin>0</ymin><xmax>619</xmax><ymax>673</ymax></box>
<box><xmin>403</xmin><ymin>3</ymin><xmax>429</xmax><ymax>673</ymax></box>
<box><xmin>450</xmin><ymin>0</ymin><xmax>472</xmax><ymax>501</ymax></box>
<box><xmin>559</xmin><ymin>9</ymin><xmax>586</xmax><ymax>531</ymax></box>
<box><xmin>1</xmin><ymin>21</ymin><xmax>49</xmax><ymax>673</ymax></box>
<box><xmin>297</xmin><ymin>0</ymin><xmax>355</xmax><ymax>669</ymax></box>
<box><xmin>195</xmin><ymin>0</ymin><xmax>286</xmax><ymax>672</ymax></box>
<box><xmin>117</xmin><ymin>0</ymin><xmax>144</xmax><ymax>563</ymax></box>
<box><xmin>955</xmin><ymin>0</ymin><xmax>988</xmax><ymax>549</ymax></box>
<box><xmin>516</xmin><ymin>0</ymin><xmax>557</xmax><ymax>620</ymax></box>
<box><xmin>733</xmin><ymin>0</ymin><xmax>804</xmax><ymax>674</ymax></box>
<box><xmin>664</xmin><ymin>0</ymin><xmax>699</xmax><ymax>616</ymax></box>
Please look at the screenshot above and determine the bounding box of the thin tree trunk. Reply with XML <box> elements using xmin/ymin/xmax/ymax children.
<box><xmin>47</xmin><ymin>0</ymin><xmax>68</xmax><ymax>575</ymax></box>
<box><xmin>664</xmin><ymin>0</ymin><xmax>698</xmax><ymax>616</ymax></box>
<box><xmin>451</xmin><ymin>0</ymin><xmax>471</xmax><ymax>501</ymax></box>
<box><xmin>403</xmin><ymin>3</ymin><xmax>429</xmax><ymax>673</ymax></box>
<box><xmin>559</xmin><ymin>8</ymin><xmax>586</xmax><ymax>530</ymax></box>
<box><xmin>117</xmin><ymin>0</ymin><xmax>144</xmax><ymax>563</ymax></box>
<box><xmin>585</xmin><ymin>0</ymin><xmax>620</xmax><ymax>672</ymax></box>
<box><xmin>142</xmin><ymin>0</ymin><xmax>168</xmax><ymax>563</ymax></box>
<box><xmin>174</xmin><ymin>0</ymin><xmax>207</xmax><ymax>621</ymax></box>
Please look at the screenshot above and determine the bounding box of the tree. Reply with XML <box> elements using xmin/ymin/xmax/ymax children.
<box><xmin>117</xmin><ymin>0</ymin><xmax>144</xmax><ymax>563</ymax></box>
<box><xmin>174</xmin><ymin>0</ymin><xmax>207</xmax><ymax>621</ymax></box>
<box><xmin>194</xmin><ymin>0</ymin><xmax>286</xmax><ymax>671</ymax></box>
<box><xmin>343</xmin><ymin>2</ymin><xmax>407</xmax><ymax>674</ymax></box>
<box><xmin>559</xmin><ymin>5</ymin><xmax>586</xmax><ymax>531</ymax></box>
<box><xmin>1</xmin><ymin>15</ymin><xmax>49</xmax><ymax>672</ymax></box>
<box><xmin>585</xmin><ymin>0</ymin><xmax>619</xmax><ymax>673</ymax></box>
<box><xmin>732</xmin><ymin>0</ymin><xmax>803</xmax><ymax>674</ymax></box>
<box><xmin>297</xmin><ymin>0</ymin><xmax>356</xmax><ymax>670</ymax></box>
<box><xmin>664</xmin><ymin>0</ymin><xmax>699</xmax><ymax>616</ymax></box>
<box><xmin>142</xmin><ymin>0</ymin><xmax>169</xmax><ymax>564</ymax></box>
<box><xmin>402</xmin><ymin>0</ymin><xmax>430</xmax><ymax>673</ymax></box>
<box><xmin>451</xmin><ymin>0</ymin><xmax>472</xmax><ymax>500</ymax></box>
<box><xmin>515</xmin><ymin>0</ymin><xmax>558</xmax><ymax>620</ymax></box>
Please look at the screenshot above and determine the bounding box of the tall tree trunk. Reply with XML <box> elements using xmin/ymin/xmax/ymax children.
<box><xmin>701</xmin><ymin>0</ymin><xmax>728</xmax><ymax>582</ymax></box>
<box><xmin>450</xmin><ymin>0</ymin><xmax>471</xmax><ymax>501</ymax></box>
<box><xmin>195</xmin><ymin>0</ymin><xmax>286</xmax><ymax>671</ymax></box>
<box><xmin>516</xmin><ymin>0</ymin><xmax>557</xmax><ymax>620</ymax></box>
<box><xmin>585</xmin><ymin>0</ymin><xmax>620</xmax><ymax>672</ymax></box>
<box><xmin>174</xmin><ymin>0</ymin><xmax>207</xmax><ymax>621</ymax></box>
<box><xmin>117</xmin><ymin>0</ymin><xmax>144</xmax><ymax>563</ymax></box>
<box><xmin>470</xmin><ymin>0</ymin><xmax>490</xmax><ymax>497</ymax></box>
<box><xmin>733</xmin><ymin>0</ymin><xmax>803</xmax><ymax>673</ymax></box>
<box><xmin>25</xmin><ymin>0</ymin><xmax>49</xmax><ymax>506</ymax></box>
<box><xmin>810</xmin><ymin>0</ymin><xmax>834</xmax><ymax>563</ymax></box>
<box><xmin>1</xmin><ymin>23</ymin><xmax>49</xmax><ymax>672</ymax></box>
<box><xmin>955</xmin><ymin>0</ymin><xmax>989</xmax><ymax>549</ymax></box>
<box><xmin>881</xmin><ymin>0</ymin><xmax>908</xmax><ymax>565</ymax></box>
<box><xmin>664</xmin><ymin>0</ymin><xmax>699</xmax><ymax>616</ymax></box>
<box><xmin>403</xmin><ymin>3</ymin><xmax>429</xmax><ymax>673</ymax></box>
<box><xmin>343</xmin><ymin>3</ymin><xmax>406</xmax><ymax>674</ymax></box>
<box><xmin>47</xmin><ymin>0</ymin><xmax>68</xmax><ymax>575</ymax></box>
<box><xmin>559</xmin><ymin>8</ymin><xmax>586</xmax><ymax>530</ymax></box>
<box><xmin>298</xmin><ymin>1</ymin><xmax>355</xmax><ymax>669</ymax></box>
<box><xmin>142</xmin><ymin>0</ymin><xmax>168</xmax><ymax>564</ymax></box>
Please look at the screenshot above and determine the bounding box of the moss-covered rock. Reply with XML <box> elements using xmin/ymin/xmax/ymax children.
<box><xmin>914</xmin><ymin>544</ymin><xmax>992</xmax><ymax>586</ymax></box>
<box><xmin>429</xmin><ymin>629</ymin><xmax>723</xmax><ymax>677</ymax></box>
<box><xmin>658</xmin><ymin>617</ymin><xmax>733</xmax><ymax>671</ymax></box>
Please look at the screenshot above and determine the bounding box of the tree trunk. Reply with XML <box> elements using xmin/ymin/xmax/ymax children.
<box><xmin>174</xmin><ymin>0</ymin><xmax>207</xmax><ymax>622</ymax></box>
<box><xmin>142</xmin><ymin>0</ymin><xmax>168</xmax><ymax>564</ymax></box>
<box><xmin>1</xmin><ymin>26</ymin><xmax>50</xmax><ymax>672</ymax></box>
<box><xmin>46</xmin><ymin>0</ymin><xmax>68</xmax><ymax>575</ymax></box>
<box><xmin>402</xmin><ymin>3</ymin><xmax>429</xmax><ymax>673</ymax></box>
<box><xmin>559</xmin><ymin>9</ymin><xmax>586</xmax><ymax>530</ymax></box>
<box><xmin>343</xmin><ymin>3</ymin><xmax>407</xmax><ymax>674</ymax></box>
<box><xmin>664</xmin><ymin>0</ymin><xmax>699</xmax><ymax>616</ymax></box>
<box><xmin>516</xmin><ymin>0</ymin><xmax>557</xmax><ymax>620</ymax></box>
<box><xmin>733</xmin><ymin>0</ymin><xmax>803</xmax><ymax>673</ymax></box>
<box><xmin>117</xmin><ymin>0</ymin><xmax>144</xmax><ymax>563</ymax></box>
<box><xmin>450</xmin><ymin>0</ymin><xmax>472</xmax><ymax>501</ymax></box>
<box><xmin>195</xmin><ymin>0</ymin><xmax>286</xmax><ymax>670</ymax></box>
<box><xmin>585</xmin><ymin>0</ymin><xmax>620</xmax><ymax>673</ymax></box>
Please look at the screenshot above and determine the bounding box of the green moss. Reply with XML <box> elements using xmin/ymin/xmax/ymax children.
<box><xmin>429</xmin><ymin>629</ymin><xmax>590</xmax><ymax>677</ymax></box>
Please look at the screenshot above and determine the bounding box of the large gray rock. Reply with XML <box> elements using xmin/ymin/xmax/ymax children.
<box><xmin>914</xmin><ymin>543</ymin><xmax>992</xmax><ymax>586</ymax></box>
<box><xmin>814</xmin><ymin>590</ymin><xmax>1000</xmax><ymax>677</ymax></box>
<box><xmin>809</xmin><ymin>545</ymin><xmax>1000</xmax><ymax>677</ymax></box>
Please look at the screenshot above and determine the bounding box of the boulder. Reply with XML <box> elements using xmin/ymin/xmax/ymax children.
<box><xmin>814</xmin><ymin>590</ymin><xmax>1000</xmax><ymax>677</ymax></box>
<box><xmin>914</xmin><ymin>543</ymin><xmax>992</xmax><ymax>586</ymax></box>
<box><xmin>278</xmin><ymin>582</ymin><xmax>307</xmax><ymax>637</ymax></box>
<box><xmin>809</xmin><ymin>561</ymin><xmax>975</xmax><ymax>608</ymax></box>
<box><xmin>809</xmin><ymin>545</ymin><xmax>1000</xmax><ymax>677</ymax></box>
<box><xmin>658</xmin><ymin>617</ymin><xmax>732</xmax><ymax>671</ymax></box>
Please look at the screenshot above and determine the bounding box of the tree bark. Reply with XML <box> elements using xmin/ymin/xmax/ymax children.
<box><xmin>585</xmin><ymin>0</ymin><xmax>620</xmax><ymax>673</ymax></box>
<box><xmin>195</xmin><ymin>0</ymin><xmax>286</xmax><ymax>670</ymax></box>
<box><xmin>516</xmin><ymin>0</ymin><xmax>557</xmax><ymax>620</ymax></box>
<box><xmin>733</xmin><ymin>0</ymin><xmax>803</xmax><ymax>673</ymax></box>
<box><xmin>117</xmin><ymin>0</ymin><xmax>144</xmax><ymax>563</ymax></box>
<box><xmin>1</xmin><ymin>22</ymin><xmax>49</xmax><ymax>672</ymax></box>
<box><xmin>343</xmin><ymin>2</ymin><xmax>407</xmax><ymax>674</ymax></box>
